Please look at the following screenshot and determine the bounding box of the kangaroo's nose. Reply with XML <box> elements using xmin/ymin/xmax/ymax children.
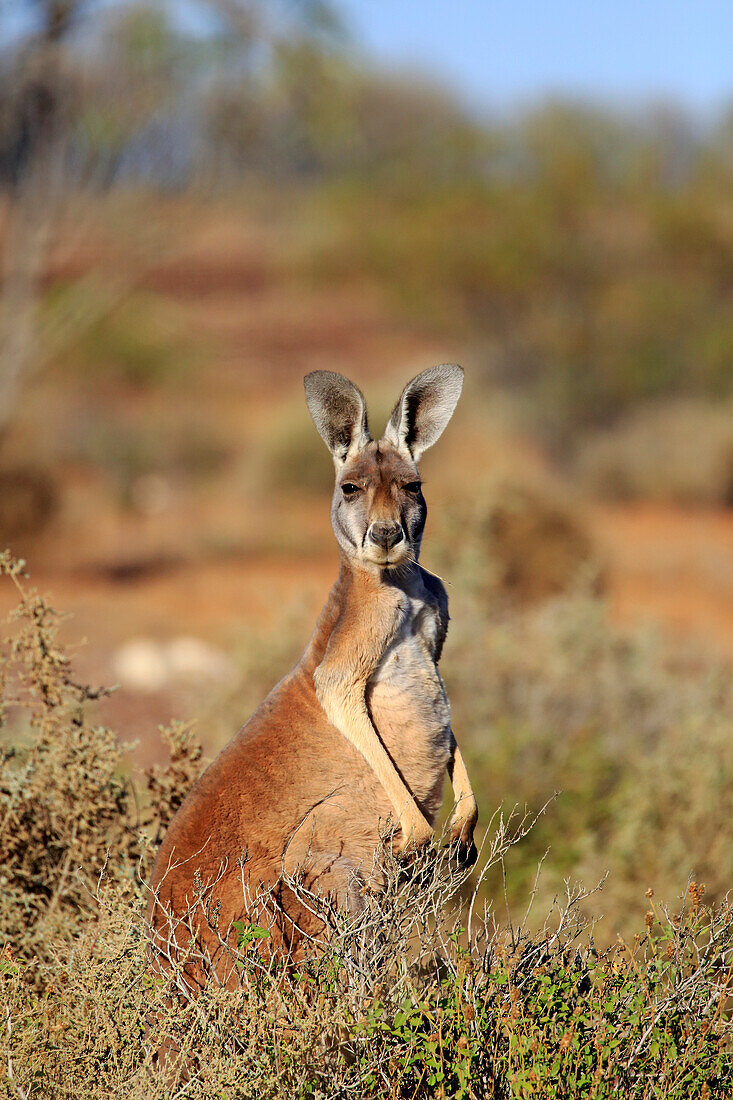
<box><xmin>369</xmin><ymin>521</ymin><xmax>404</xmax><ymax>550</ymax></box>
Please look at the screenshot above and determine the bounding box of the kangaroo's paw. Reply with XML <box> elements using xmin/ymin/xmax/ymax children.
<box><xmin>447</xmin><ymin>802</ymin><xmax>478</xmax><ymax>870</ymax></box>
<box><xmin>391</xmin><ymin>816</ymin><xmax>434</xmax><ymax>862</ymax></box>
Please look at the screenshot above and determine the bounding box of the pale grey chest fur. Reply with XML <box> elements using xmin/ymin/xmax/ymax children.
<box><xmin>366</xmin><ymin>582</ymin><xmax>452</xmax><ymax>818</ymax></box>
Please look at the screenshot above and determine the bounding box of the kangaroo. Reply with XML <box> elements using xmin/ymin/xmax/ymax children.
<box><xmin>148</xmin><ymin>365</ymin><xmax>478</xmax><ymax>986</ymax></box>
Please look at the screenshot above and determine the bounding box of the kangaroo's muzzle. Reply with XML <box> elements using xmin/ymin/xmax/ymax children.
<box><xmin>368</xmin><ymin>521</ymin><xmax>404</xmax><ymax>551</ymax></box>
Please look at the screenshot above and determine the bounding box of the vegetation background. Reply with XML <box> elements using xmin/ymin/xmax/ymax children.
<box><xmin>1</xmin><ymin>1</ymin><xmax>732</xmax><ymax>1095</ymax></box>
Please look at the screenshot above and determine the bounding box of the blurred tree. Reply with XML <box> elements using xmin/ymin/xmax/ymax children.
<box><xmin>0</xmin><ymin>0</ymin><xmax>87</xmax><ymax>439</ymax></box>
<box><xmin>0</xmin><ymin>0</ymin><xmax>342</xmax><ymax>439</ymax></box>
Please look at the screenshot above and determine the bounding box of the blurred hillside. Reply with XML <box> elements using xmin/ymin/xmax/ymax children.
<box><xmin>1</xmin><ymin>0</ymin><xmax>732</xmax><ymax>940</ymax></box>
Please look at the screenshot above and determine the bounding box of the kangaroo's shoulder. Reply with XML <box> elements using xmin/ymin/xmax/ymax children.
<box><xmin>416</xmin><ymin>567</ymin><xmax>449</xmax><ymax>660</ymax></box>
<box><xmin>384</xmin><ymin>566</ymin><xmax>449</xmax><ymax>661</ymax></box>
<box><xmin>417</xmin><ymin>566</ymin><xmax>448</xmax><ymax>616</ymax></box>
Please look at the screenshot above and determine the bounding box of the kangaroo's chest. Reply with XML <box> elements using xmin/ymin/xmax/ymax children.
<box><xmin>366</xmin><ymin>592</ymin><xmax>451</xmax><ymax>812</ymax></box>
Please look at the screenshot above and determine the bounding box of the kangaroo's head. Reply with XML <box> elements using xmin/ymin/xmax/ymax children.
<box><xmin>304</xmin><ymin>365</ymin><xmax>463</xmax><ymax>571</ymax></box>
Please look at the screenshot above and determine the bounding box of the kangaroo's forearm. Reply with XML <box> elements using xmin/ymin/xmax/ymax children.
<box><xmin>314</xmin><ymin>666</ymin><xmax>432</xmax><ymax>842</ymax></box>
<box><xmin>326</xmin><ymin>694</ymin><xmax>430</xmax><ymax>826</ymax></box>
<box><xmin>448</xmin><ymin>732</ymin><xmax>478</xmax><ymax>828</ymax></box>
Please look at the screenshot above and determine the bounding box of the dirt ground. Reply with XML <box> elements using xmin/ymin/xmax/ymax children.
<box><xmin>591</xmin><ymin>502</ymin><xmax>733</xmax><ymax>654</ymax></box>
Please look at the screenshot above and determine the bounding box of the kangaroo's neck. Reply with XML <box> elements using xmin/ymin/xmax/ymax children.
<box><xmin>300</xmin><ymin>551</ymin><xmax>418</xmax><ymax>675</ymax></box>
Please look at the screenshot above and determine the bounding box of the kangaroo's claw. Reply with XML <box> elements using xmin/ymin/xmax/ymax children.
<box><xmin>448</xmin><ymin>834</ymin><xmax>478</xmax><ymax>870</ymax></box>
<box><xmin>447</xmin><ymin>807</ymin><xmax>478</xmax><ymax>870</ymax></box>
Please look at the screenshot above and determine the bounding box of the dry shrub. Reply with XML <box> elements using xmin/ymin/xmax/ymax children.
<box><xmin>0</xmin><ymin>552</ymin><xmax>202</xmax><ymax>964</ymax></box>
<box><xmin>432</xmin><ymin>471</ymin><xmax>603</xmax><ymax>609</ymax></box>
<box><xmin>482</xmin><ymin>482</ymin><xmax>602</xmax><ymax>605</ymax></box>
<box><xmin>576</xmin><ymin>398</ymin><xmax>733</xmax><ymax>506</ymax></box>
<box><xmin>4</xmin><ymin>817</ymin><xmax>733</xmax><ymax>1098</ymax></box>
<box><xmin>0</xmin><ymin>467</ymin><xmax>57</xmax><ymax>542</ymax></box>
<box><xmin>145</xmin><ymin>721</ymin><xmax>203</xmax><ymax>846</ymax></box>
<box><xmin>0</xmin><ymin>552</ymin><xmax>137</xmax><ymax>961</ymax></box>
<box><xmin>1</xmin><ymin>553</ymin><xmax>732</xmax><ymax>1097</ymax></box>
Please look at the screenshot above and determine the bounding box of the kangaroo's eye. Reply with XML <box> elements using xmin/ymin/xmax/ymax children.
<box><xmin>403</xmin><ymin>481</ymin><xmax>422</xmax><ymax>495</ymax></box>
<box><xmin>341</xmin><ymin>482</ymin><xmax>360</xmax><ymax>498</ymax></box>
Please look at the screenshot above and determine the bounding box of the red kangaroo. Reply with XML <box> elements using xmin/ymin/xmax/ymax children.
<box><xmin>148</xmin><ymin>365</ymin><xmax>478</xmax><ymax>986</ymax></box>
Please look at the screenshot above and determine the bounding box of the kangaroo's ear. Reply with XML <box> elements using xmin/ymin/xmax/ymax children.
<box><xmin>304</xmin><ymin>371</ymin><xmax>371</xmax><ymax>466</ymax></box>
<box><xmin>384</xmin><ymin>364</ymin><xmax>464</xmax><ymax>462</ymax></box>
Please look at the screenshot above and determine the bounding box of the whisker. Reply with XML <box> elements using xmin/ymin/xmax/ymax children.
<box><xmin>404</xmin><ymin>554</ymin><xmax>452</xmax><ymax>587</ymax></box>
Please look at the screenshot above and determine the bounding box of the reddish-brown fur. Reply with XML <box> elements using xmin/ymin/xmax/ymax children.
<box><xmin>147</xmin><ymin>368</ymin><xmax>477</xmax><ymax>988</ymax></box>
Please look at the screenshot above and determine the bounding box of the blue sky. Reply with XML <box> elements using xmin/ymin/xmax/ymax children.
<box><xmin>3</xmin><ymin>0</ymin><xmax>731</xmax><ymax>113</ymax></box>
<box><xmin>337</xmin><ymin>0</ymin><xmax>733</xmax><ymax>112</ymax></box>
